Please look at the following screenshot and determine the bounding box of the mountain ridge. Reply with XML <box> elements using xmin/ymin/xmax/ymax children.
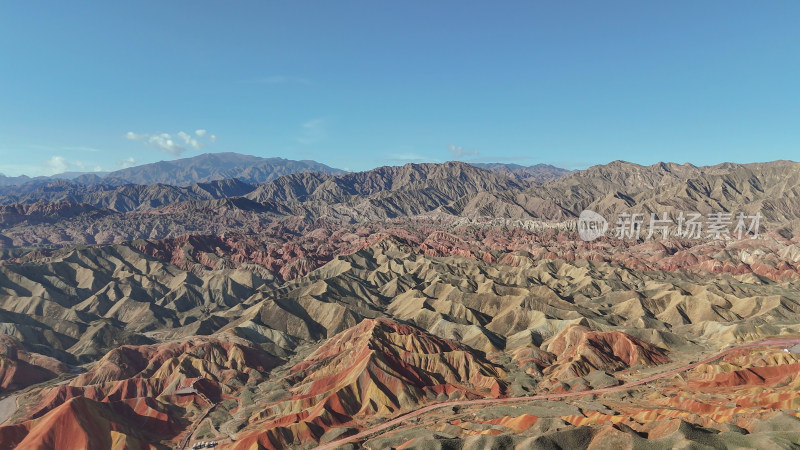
<box><xmin>0</xmin><ymin>152</ymin><xmax>344</xmax><ymax>188</ymax></box>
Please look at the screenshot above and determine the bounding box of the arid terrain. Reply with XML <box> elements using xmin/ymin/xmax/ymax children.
<box><xmin>2</xmin><ymin>155</ymin><xmax>800</xmax><ymax>449</ymax></box>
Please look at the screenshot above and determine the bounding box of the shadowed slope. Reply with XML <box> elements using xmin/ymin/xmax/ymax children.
<box><xmin>0</xmin><ymin>395</ymin><xmax>179</xmax><ymax>450</ymax></box>
<box><xmin>0</xmin><ymin>335</ymin><xmax>71</xmax><ymax>393</ymax></box>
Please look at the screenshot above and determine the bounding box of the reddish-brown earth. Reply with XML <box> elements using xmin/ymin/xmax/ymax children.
<box><xmin>543</xmin><ymin>325</ymin><xmax>671</xmax><ymax>380</ymax></box>
<box><xmin>231</xmin><ymin>319</ymin><xmax>506</xmax><ymax>449</ymax></box>
<box><xmin>0</xmin><ymin>335</ymin><xmax>282</xmax><ymax>448</ymax></box>
<box><xmin>126</xmin><ymin>227</ymin><xmax>800</xmax><ymax>283</ymax></box>
<box><xmin>2</xmin><ymin>161</ymin><xmax>800</xmax><ymax>448</ymax></box>
<box><xmin>0</xmin><ymin>395</ymin><xmax>179</xmax><ymax>450</ymax></box>
<box><xmin>0</xmin><ymin>336</ymin><xmax>71</xmax><ymax>393</ymax></box>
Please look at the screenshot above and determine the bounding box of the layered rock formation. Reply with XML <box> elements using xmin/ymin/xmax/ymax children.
<box><xmin>2</xmin><ymin>159</ymin><xmax>800</xmax><ymax>449</ymax></box>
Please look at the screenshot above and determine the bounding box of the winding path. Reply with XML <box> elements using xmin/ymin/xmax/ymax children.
<box><xmin>178</xmin><ymin>391</ymin><xmax>218</xmax><ymax>450</ymax></box>
<box><xmin>315</xmin><ymin>337</ymin><xmax>800</xmax><ymax>449</ymax></box>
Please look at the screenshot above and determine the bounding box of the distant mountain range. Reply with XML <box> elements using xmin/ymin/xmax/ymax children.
<box><xmin>101</xmin><ymin>153</ymin><xmax>344</xmax><ymax>186</ymax></box>
<box><xmin>0</xmin><ymin>171</ymin><xmax>111</xmax><ymax>186</ymax></box>
<box><xmin>4</xmin><ymin>158</ymin><xmax>800</xmax><ymax>250</ymax></box>
<box><xmin>0</xmin><ymin>161</ymin><xmax>532</xmax><ymax>214</ymax></box>
<box><xmin>470</xmin><ymin>162</ymin><xmax>570</xmax><ymax>183</ymax></box>
<box><xmin>1</xmin><ymin>153</ymin><xmax>344</xmax><ymax>187</ymax></box>
<box><xmin>0</xmin><ymin>152</ymin><xmax>570</xmax><ymax>187</ymax></box>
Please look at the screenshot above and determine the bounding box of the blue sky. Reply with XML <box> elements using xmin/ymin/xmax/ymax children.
<box><xmin>1</xmin><ymin>1</ymin><xmax>799</xmax><ymax>176</ymax></box>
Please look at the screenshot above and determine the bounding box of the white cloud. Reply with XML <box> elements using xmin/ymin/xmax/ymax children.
<box><xmin>125</xmin><ymin>129</ymin><xmax>216</xmax><ymax>156</ymax></box>
<box><xmin>297</xmin><ymin>119</ymin><xmax>326</xmax><ymax>145</ymax></box>
<box><xmin>150</xmin><ymin>134</ymin><xmax>183</xmax><ymax>156</ymax></box>
<box><xmin>44</xmin><ymin>156</ymin><xmax>70</xmax><ymax>175</ymax></box>
<box><xmin>117</xmin><ymin>157</ymin><xmax>137</xmax><ymax>169</ymax></box>
<box><xmin>73</xmin><ymin>161</ymin><xmax>103</xmax><ymax>172</ymax></box>
<box><xmin>38</xmin><ymin>156</ymin><xmax>103</xmax><ymax>175</ymax></box>
<box><xmin>448</xmin><ymin>145</ymin><xmax>479</xmax><ymax>159</ymax></box>
<box><xmin>177</xmin><ymin>131</ymin><xmax>202</xmax><ymax>150</ymax></box>
<box><xmin>0</xmin><ymin>156</ymin><xmax>104</xmax><ymax>177</ymax></box>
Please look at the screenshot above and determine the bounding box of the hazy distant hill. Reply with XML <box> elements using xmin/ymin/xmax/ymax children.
<box><xmin>0</xmin><ymin>174</ymin><xmax>38</xmax><ymax>186</ymax></box>
<box><xmin>104</xmin><ymin>152</ymin><xmax>343</xmax><ymax>186</ymax></box>
<box><xmin>470</xmin><ymin>162</ymin><xmax>571</xmax><ymax>183</ymax></box>
<box><xmin>0</xmin><ymin>172</ymin><xmax>110</xmax><ymax>186</ymax></box>
<box><xmin>0</xmin><ymin>153</ymin><xmax>343</xmax><ymax>188</ymax></box>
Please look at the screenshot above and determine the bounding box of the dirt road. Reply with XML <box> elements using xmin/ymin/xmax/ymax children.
<box><xmin>0</xmin><ymin>394</ymin><xmax>19</xmax><ymax>425</ymax></box>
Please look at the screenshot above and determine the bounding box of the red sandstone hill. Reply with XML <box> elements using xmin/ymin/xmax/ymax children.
<box><xmin>0</xmin><ymin>335</ymin><xmax>71</xmax><ymax>393</ymax></box>
<box><xmin>232</xmin><ymin>318</ymin><xmax>507</xmax><ymax>449</ymax></box>
<box><xmin>71</xmin><ymin>334</ymin><xmax>282</xmax><ymax>387</ymax></box>
<box><xmin>543</xmin><ymin>325</ymin><xmax>671</xmax><ymax>380</ymax></box>
<box><xmin>129</xmin><ymin>233</ymin><xmax>333</xmax><ymax>282</ymax></box>
<box><xmin>0</xmin><ymin>395</ymin><xmax>181</xmax><ymax>449</ymax></box>
<box><xmin>10</xmin><ymin>335</ymin><xmax>283</xmax><ymax>429</ymax></box>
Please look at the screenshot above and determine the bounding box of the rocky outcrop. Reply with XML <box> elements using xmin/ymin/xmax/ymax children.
<box><xmin>544</xmin><ymin>325</ymin><xmax>670</xmax><ymax>380</ymax></box>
